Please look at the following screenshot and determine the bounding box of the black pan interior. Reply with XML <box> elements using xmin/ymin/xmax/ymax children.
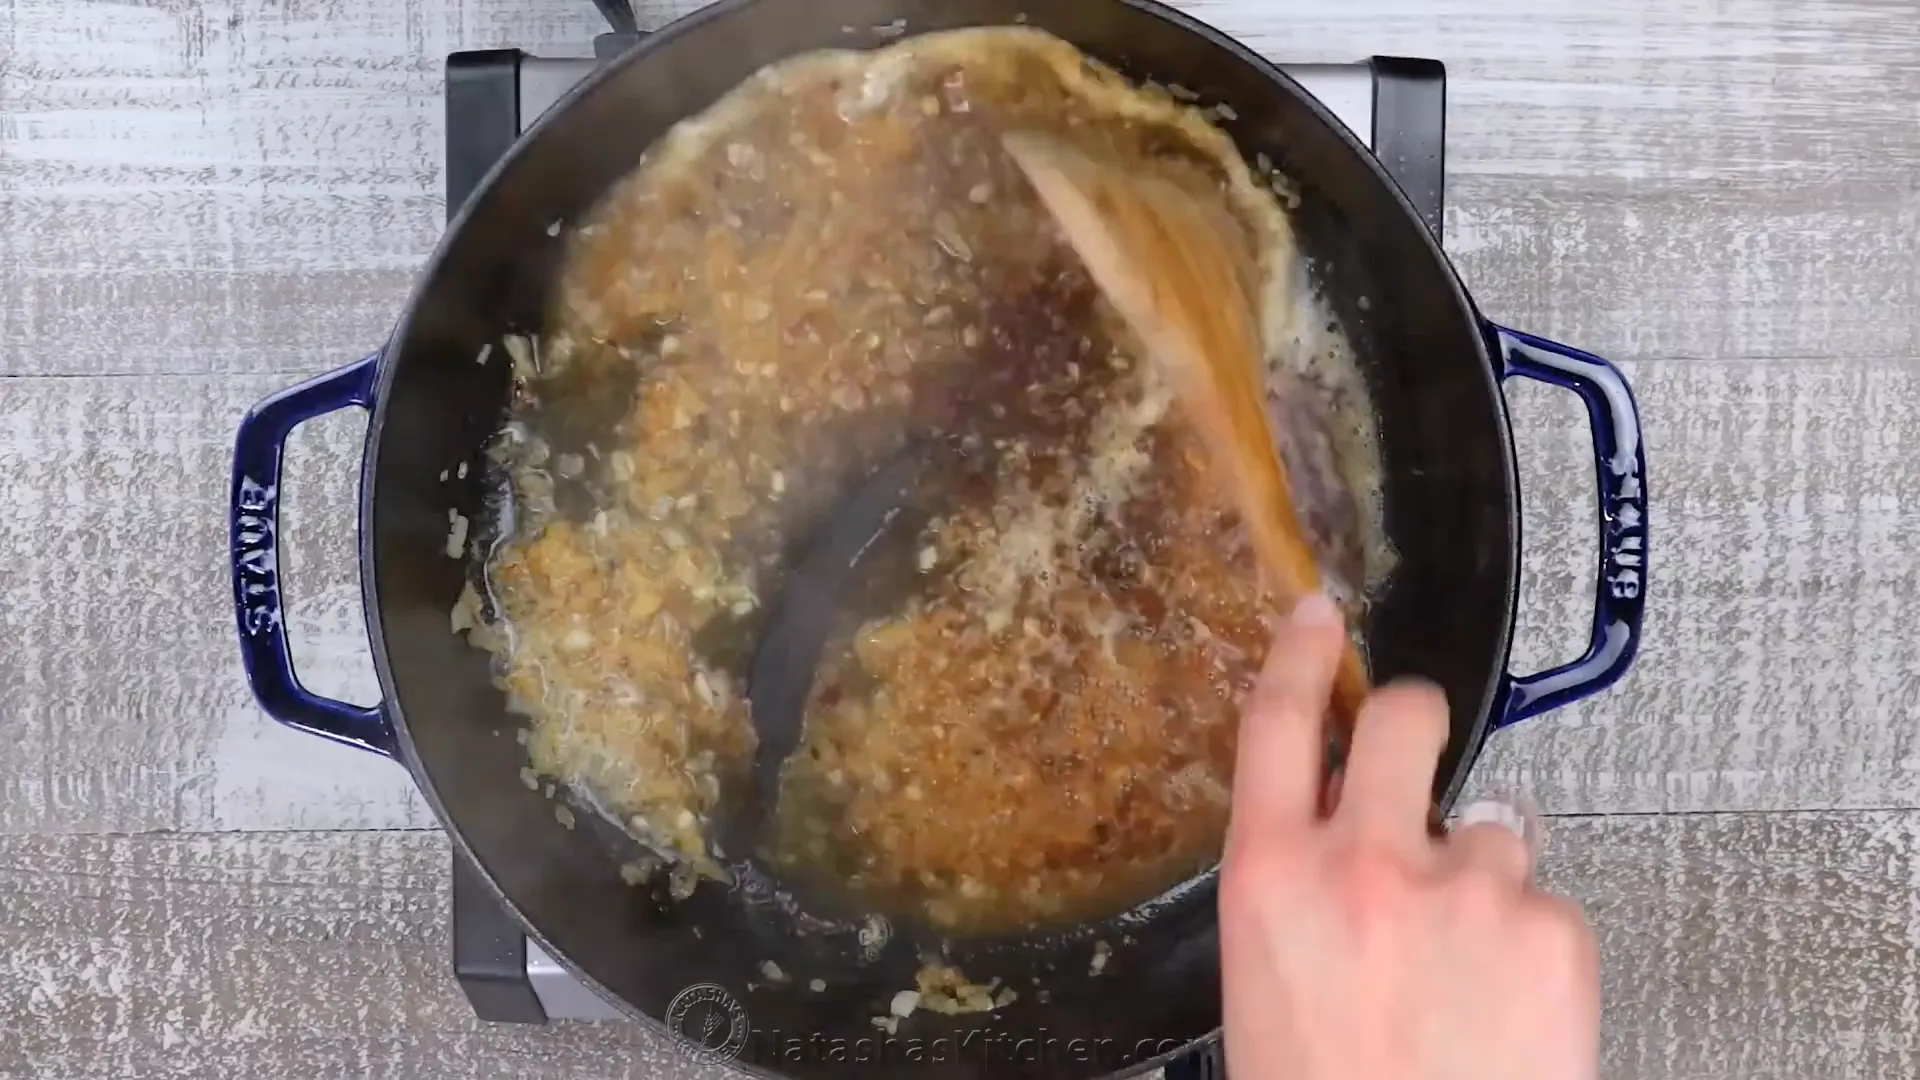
<box><xmin>362</xmin><ymin>1</ymin><xmax>1517</xmax><ymax>1077</ymax></box>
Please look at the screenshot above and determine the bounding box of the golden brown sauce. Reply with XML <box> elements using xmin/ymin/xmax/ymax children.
<box><xmin>468</xmin><ymin>27</ymin><xmax>1392</xmax><ymax>936</ymax></box>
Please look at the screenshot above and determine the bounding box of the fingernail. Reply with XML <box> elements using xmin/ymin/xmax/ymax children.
<box><xmin>1456</xmin><ymin>799</ymin><xmax>1527</xmax><ymax>838</ymax></box>
<box><xmin>1289</xmin><ymin>592</ymin><xmax>1341</xmax><ymax>627</ymax></box>
<box><xmin>1454</xmin><ymin>793</ymin><xmax>1546</xmax><ymax>854</ymax></box>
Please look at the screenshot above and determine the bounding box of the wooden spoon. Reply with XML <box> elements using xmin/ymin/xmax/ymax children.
<box><xmin>1001</xmin><ymin>130</ymin><xmax>1370</xmax><ymax>730</ymax></box>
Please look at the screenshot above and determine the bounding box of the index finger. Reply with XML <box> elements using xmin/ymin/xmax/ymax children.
<box><xmin>1225</xmin><ymin>592</ymin><xmax>1347</xmax><ymax>851</ymax></box>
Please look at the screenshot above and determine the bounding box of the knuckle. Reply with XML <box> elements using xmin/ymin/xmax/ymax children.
<box><xmin>1218</xmin><ymin>834</ymin><xmax>1309</xmax><ymax>917</ymax></box>
<box><xmin>1328</xmin><ymin>845</ymin><xmax>1421</xmax><ymax>925</ymax></box>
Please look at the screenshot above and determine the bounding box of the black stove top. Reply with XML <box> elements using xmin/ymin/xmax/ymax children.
<box><xmin>440</xmin><ymin>18</ymin><xmax>1445</xmax><ymax>1074</ymax></box>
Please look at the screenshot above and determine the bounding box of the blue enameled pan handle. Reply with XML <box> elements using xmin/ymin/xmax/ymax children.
<box><xmin>1489</xmin><ymin>325</ymin><xmax>1648</xmax><ymax>729</ymax></box>
<box><xmin>230</xmin><ymin>352</ymin><xmax>396</xmax><ymax>757</ymax></box>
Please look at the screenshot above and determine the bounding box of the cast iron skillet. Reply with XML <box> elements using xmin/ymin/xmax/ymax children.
<box><xmin>228</xmin><ymin>1</ymin><xmax>1649</xmax><ymax>1077</ymax></box>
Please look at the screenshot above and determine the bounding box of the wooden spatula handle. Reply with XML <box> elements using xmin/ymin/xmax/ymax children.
<box><xmin>1173</xmin><ymin>322</ymin><xmax>1372</xmax><ymax>733</ymax></box>
<box><xmin>1001</xmin><ymin>130</ymin><xmax>1371</xmax><ymax>733</ymax></box>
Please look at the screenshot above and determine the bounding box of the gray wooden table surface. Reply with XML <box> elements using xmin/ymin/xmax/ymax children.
<box><xmin>2</xmin><ymin>0</ymin><xmax>1916</xmax><ymax>1076</ymax></box>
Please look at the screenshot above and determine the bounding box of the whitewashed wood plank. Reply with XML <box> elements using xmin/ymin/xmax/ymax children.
<box><xmin>3</xmin><ymin>0</ymin><xmax>1913</xmax><ymax>376</ymax></box>
<box><xmin>0</xmin><ymin>829</ymin><xmax>722</xmax><ymax>1080</ymax></box>
<box><xmin>0</xmin><ymin>0</ymin><xmax>605</xmax><ymax>378</ymax></box>
<box><xmin>3</xmin><ymin>815</ymin><xmax>1915</xmax><ymax>1080</ymax></box>
<box><xmin>0</xmin><ymin>374</ymin><xmax>431</xmax><ymax>836</ymax></box>
<box><xmin>1541</xmin><ymin>810</ymin><xmax>1920</xmax><ymax>1080</ymax></box>
<box><xmin>1456</xmin><ymin>176</ymin><xmax>1917</xmax><ymax>364</ymax></box>
<box><xmin>1189</xmin><ymin>0</ymin><xmax>1920</xmax><ymax>189</ymax></box>
<box><xmin>1477</xmin><ymin>355</ymin><xmax>1920</xmax><ymax>815</ymax></box>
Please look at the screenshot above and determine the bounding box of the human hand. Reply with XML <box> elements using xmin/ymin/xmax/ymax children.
<box><xmin>1217</xmin><ymin>593</ymin><xmax>1600</xmax><ymax>1080</ymax></box>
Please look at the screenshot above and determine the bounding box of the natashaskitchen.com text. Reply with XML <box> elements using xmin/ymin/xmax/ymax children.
<box><xmin>749</xmin><ymin>1028</ymin><xmax>1191</xmax><ymax>1066</ymax></box>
